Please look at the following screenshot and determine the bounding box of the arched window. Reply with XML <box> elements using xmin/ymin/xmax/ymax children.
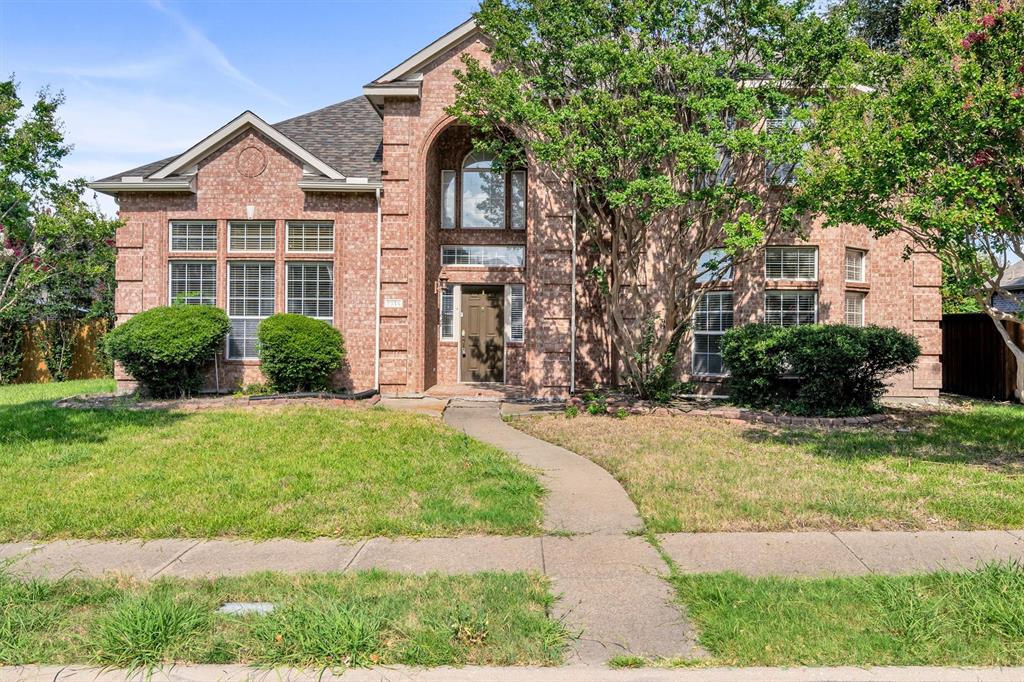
<box><xmin>442</xmin><ymin>151</ymin><xmax>526</xmax><ymax>230</ymax></box>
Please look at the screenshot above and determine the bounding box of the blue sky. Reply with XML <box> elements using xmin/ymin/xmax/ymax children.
<box><xmin>0</xmin><ymin>0</ymin><xmax>478</xmax><ymax>214</ymax></box>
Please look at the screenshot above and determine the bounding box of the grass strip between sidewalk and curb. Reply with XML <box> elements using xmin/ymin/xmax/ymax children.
<box><xmin>0</xmin><ymin>569</ymin><xmax>570</xmax><ymax>669</ymax></box>
<box><xmin>668</xmin><ymin>562</ymin><xmax>1024</xmax><ymax>667</ymax></box>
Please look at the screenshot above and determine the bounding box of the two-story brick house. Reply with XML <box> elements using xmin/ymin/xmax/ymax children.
<box><xmin>90</xmin><ymin>18</ymin><xmax>943</xmax><ymax>399</ymax></box>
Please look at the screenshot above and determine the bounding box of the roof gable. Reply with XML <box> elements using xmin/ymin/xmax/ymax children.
<box><xmin>369</xmin><ymin>18</ymin><xmax>479</xmax><ymax>85</ymax></box>
<box><xmin>151</xmin><ymin>110</ymin><xmax>343</xmax><ymax>180</ymax></box>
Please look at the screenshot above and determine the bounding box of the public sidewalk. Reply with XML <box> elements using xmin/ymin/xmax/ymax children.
<box><xmin>5</xmin><ymin>664</ymin><xmax>1024</xmax><ymax>682</ymax></box>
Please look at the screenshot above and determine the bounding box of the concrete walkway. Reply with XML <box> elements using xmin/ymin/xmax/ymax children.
<box><xmin>442</xmin><ymin>400</ymin><xmax>642</xmax><ymax>536</ymax></box>
<box><xmin>6</xmin><ymin>665</ymin><xmax>1024</xmax><ymax>682</ymax></box>
<box><xmin>660</xmin><ymin>530</ymin><xmax>1024</xmax><ymax>576</ymax></box>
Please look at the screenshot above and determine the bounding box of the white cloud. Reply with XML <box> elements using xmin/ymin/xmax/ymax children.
<box><xmin>148</xmin><ymin>0</ymin><xmax>287</xmax><ymax>106</ymax></box>
<box><xmin>34</xmin><ymin>57</ymin><xmax>182</xmax><ymax>81</ymax></box>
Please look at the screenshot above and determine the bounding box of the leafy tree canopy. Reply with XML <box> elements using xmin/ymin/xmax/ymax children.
<box><xmin>450</xmin><ymin>0</ymin><xmax>860</xmax><ymax>396</ymax></box>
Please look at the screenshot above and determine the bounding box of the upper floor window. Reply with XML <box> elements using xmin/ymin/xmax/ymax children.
<box><xmin>845</xmin><ymin>248</ymin><xmax>867</xmax><ymax>282</ymax></box>
<box><xmin>764</xmin><ymin>105</ymin><xmax>806</xmax><ymax>187</ymax></box>
<box><xmin>286</xmin><ymin>221</ymin><xmax>334</xmax><ymax>252</ymax></box>
<box><xmin>765</xmin><ymin>246</ymin><xmax>818</xmax><ymax>280</ymax></box>
<box><xmin>442</xmin><ymin>152</ymin><xmax>526</xmax><ymax>230</ymax></box>
<box><xmin>170</xmin><ymin>221</ymin><xmax>217</xmax><ymax>252</ymax></box>
<box><xmin>229</xmin><ymin>221</ymin><xmax>276</xmax><ymax>252</ymax></box>
<box><xmin>441</xmin><ymin>245</ymin><xmax>525</xmax><ymax>268</ymax></box>
<box><xmin>697</xmin><ymin>248</ymin><xmax>733</xmax><ymax>284</ymax></box>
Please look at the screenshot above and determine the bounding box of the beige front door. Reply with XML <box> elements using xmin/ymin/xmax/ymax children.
<box><xmin>460</xmin><ymin>285</ymin><xmax>504</xmax><ymax>382</ymax></box>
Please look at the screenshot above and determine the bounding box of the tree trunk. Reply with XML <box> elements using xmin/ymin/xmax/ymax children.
<box><xmin>984</xmin><ymin>308</ymin><xmax>1024</xmax><ymax>403</ymax></box>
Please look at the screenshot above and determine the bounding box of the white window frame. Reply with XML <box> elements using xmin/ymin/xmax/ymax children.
<box><xmin>845</xmin><ymin>248</ymin><xmax>867</xmax><ymax>283</ymax></box>
<box><xmin>765</xmin><ymin>246</ymin><xmax>818</xmax><ymax>281</ymax></box>
<box><xmin>285</xmin><ymin>221</ymin><xmax>335</xmax><ymax>253</ymax></box>
<box><xmin>441</xmin><ymin>169</ymin><xmax>457</xmax><ymax>230</ymax></box>
<box><xmin>227</xmin><ymin>220</ymin><xmax>276</xmax><ymax>253</ymax></box>
<box><xmin>286</xmin><ymin>261</ymin><xmax>334</xmax><ymax>324</ymax></box>
<box><xmin>440</xmin><ymin>283</ymin><xmax>460</xmax><ymax>341</ymax></box>
<box><xmin>227</xmin><ymin>261</ymin><xmax>275</xmax><ymax>360</ymax></box>
<box><xmin>765</xmin><ymin>290</ymin><xmax>818</xmax><ymax>327</ymax></box>
<box><xmin>505</xmin><ymin>283</ymin><xmax>525</xmax><ymax>344</ymax></box>
<box><xmin>693</xmin><ymin>291</ymin><xmax>734</xmax><ymax>376</ymax></box>
<box><xmin>169</xmin><ymin>220</ymin><xmax>217</xmax><ymax>252</ymax></box>
<box><xmin>845</xmin><ymin>291</ymin><xmax>866</xmax><ymax>327</ymax></box>
<box><xmin>461</xmin><ymin>151</ymin><xmax>506</xmax><ymax>230</ymax></box>
<box><xmin>167</xmin><ymin>260</ymin><xmax>216</xmax><ymax>306</ymax></box>
<box><xmin>441</xmin><ymin>245</ymin><xmax>525</xmax><ymax>268</ymax></box>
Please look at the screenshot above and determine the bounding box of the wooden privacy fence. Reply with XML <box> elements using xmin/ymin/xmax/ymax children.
<box><xmin>942</xmin><ymin>313</ymin><xmax>1023</xmax><ymax>401</ymax></box>
<box><xmin>16</xmin><ymin>319</ymin><xmax>110</xmax><ymax>384</ymax></box>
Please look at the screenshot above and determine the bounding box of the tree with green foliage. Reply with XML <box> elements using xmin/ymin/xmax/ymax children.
<box><xmin>801</xmin><ymin>0</ymin><xmax>1024</xmax><ymax>401</ymax></box>
<box><xmin>849</xmin><ymin>0</ymin><xmax>968</xmax><ymax>50</ymax></box>
<box><xmin>0</xmin><ymin>79</ymin><xmax>119</xmax><ymax>383</ymax></box>
<box><xmin>450</xmin><ymin>0</ymin><xmax>859</xmax><ymax>397</ymax></box>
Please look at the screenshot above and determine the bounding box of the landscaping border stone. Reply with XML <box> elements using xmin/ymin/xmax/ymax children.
<box><xmin>53</xmin><ymin>392</ymin><xmax>380</xmax><ymax>412</ymax></box>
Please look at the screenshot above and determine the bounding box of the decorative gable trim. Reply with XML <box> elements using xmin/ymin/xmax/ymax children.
<box><xmin>150</xmin><ymin>111</ymin><xmax>344</xmax><ymax>180</ymax></box>
<box><xmin>369</xmin><ymin>18</ymin><xmax>479</xmax><ymax>85</ymax></box>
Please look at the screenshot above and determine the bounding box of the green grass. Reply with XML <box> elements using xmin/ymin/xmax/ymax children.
<box><xmin>515</xmin><ymin>406</ymin><xmax>1024</xmax><ymax>531</ymax></box>
<box><xmin>0</xmin><ymin>569</ymin><xmax>568</xmax><ymax>667</ymax></box>
<box><xmin>672</xmin><ymin>563</ymin><xmax>1024</xmax><ymax>666</ymax></box>
<box><xmin>0</xmin><ymin>380</ymin><xmax>543</xmax><ymax>540</ymax></box>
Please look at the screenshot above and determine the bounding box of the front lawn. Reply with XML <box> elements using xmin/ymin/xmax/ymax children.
<box><xmin>672</xmin><ymin>563</ymin><xmax>1024</xmax><ymax>666</ymax></box>
<box><xmin>0</xmin><ymin>569</ymin><xmax>567</xmax><ymax>667</ymax></box>
<box><xmin>0</xmin><ymin>380</ymin><xmax>543</xmax><ymax>540</ymax></box>
<box><xmin>515</xmin><ymin>405</ymin><xmax>1024</xmax><ymax>532</ymax></box>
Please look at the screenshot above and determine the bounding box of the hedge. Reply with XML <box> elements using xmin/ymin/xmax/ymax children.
<box><xmin>103</xmin><ymin>305</ymin><xmax>230</xmax><ymax>398</ymax></box>
<box><xmin>257</xmin><ymin>313</ymin><xmax>345</xmax><ymax>393</ymax></box>
<box><xmin>719</xmin><ymin>324</ymin><xmax>921</xmax><ymax>416</ymax></box>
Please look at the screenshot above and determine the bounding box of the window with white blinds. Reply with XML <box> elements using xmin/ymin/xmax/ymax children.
<box><xmin>227</xmin><ymin>262</ymin><xmax>274</xmax><ymax>359</ymax></box>
<box><xmin>845</xmin><ymin>291</ymin><xmax>866</xmax><ymax>327</ymax></box>
<box><xmin>169</xmin><ymin>261</ymin><xmax>216</xmax><ymax>306</ymax></box>
<box><xmin>442</xmin><ymin>245</ymin><xmax>525</xmax><ymax>267</ymax></box>
<box><xmin>440</xmin><ymin>285</ymin><xmax>455</xmax><ymax>340</ymax></box>
<box><xmin>508</xmin><ymin>284</ymin><xmax>525</xmax><ymax>343</ymax></box>
<box><xmin>765</xmin><ymin>291</ymin><xmax>817</xmax><ymax>327</ymax></box>
<box><xmin>286</xmin><ymin>221</ymin><xmax>334</xmax><ymax>252</ymax></box>
<box><xmin>845</xmin><ymin>248</ymin><xmax>867</xmax><ymax>282</ymax></box>
<box><xmin>170</xmin><ymin>221</ymin><xmax>217</xmax><ymax>252</ymax></box>
<box><xmin>693</xmin><ymin>291</ymin><xmax>734</xmax><ymax>375</ymax></box>
<box><xmin>765</xmin><ymin>246</ymin><xmax>818</xmax><ymax>280</ymax></box>
<box><xmin>228</xmin><ymin>221</ymin><xmax>276</xmax><ymax>252</ymax></box>
<box><xmin>286</xmin><ymin>262</ymin><xmax>333</xmax><ymax>323</ymax></box>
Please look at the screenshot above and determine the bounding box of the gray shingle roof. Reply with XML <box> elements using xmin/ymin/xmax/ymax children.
<box><xmin>999</xmin><ymin>260</ymin><xmax>1024</xmax><ymax>291</ymax></box>
<box><xmin>96</xmin><ymin>96</ymin><xmax>382</xmax><ymax>184</ymax></box>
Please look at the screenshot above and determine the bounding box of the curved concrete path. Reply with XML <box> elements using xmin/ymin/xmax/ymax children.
<box><xmin>443</xmin><ymin>400</ymin><xmax>642</xmax><ymax>536</ymax></box>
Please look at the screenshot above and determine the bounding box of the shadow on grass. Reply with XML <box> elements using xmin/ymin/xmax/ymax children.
<box><xmin>740</xmin><ymin>405</ymin><xmax>1024</xmax><ymax>470</ymax></box>
<box><xmin>0</xmin><ymin>398</ymin><xmax>188</xmax><ymax>450</ymax></box>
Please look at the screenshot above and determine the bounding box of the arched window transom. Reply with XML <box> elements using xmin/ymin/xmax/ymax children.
<box><xmin>441</xmin><ymin>151</ymin><xmax>526</xmax><ymax>230</ymax></box>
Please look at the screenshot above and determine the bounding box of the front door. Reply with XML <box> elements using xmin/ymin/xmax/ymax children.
<box><xmin>460</xmin><ymin>285</ymin><xmax>504</xmax><ymax>382</ymax></box>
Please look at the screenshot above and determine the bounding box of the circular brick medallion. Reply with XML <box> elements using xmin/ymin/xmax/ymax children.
<box><xmin>237</xmin><ymin>146</ymin><xmax>268</xmax><ymax>178</ymax></box>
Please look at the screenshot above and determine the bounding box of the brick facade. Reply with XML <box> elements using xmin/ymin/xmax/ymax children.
<box><xmin>107</xmin><ymin>28</ymin><xmax>942</xmax><ymax>399</ymax></box>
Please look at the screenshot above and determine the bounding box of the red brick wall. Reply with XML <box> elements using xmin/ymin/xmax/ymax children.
<box><xmin>114</xmin><ymin>129</ymin><xmax>378</xmax><ymax>394</ymax></box>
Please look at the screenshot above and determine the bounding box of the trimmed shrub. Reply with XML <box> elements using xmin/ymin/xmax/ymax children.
<box><xmin>103</xmin><ymin>305</ymin><xmax>230</xmax><ymax>398</ymax></box>
<box><xmin>720</xmin><ymin>324</ymin><xmax>920</xmax><ymax>416</ymax></box>
<box><xmin>257</xmin><ymin>313</ymin><xmax>345</xmax><ymax>393</ymax></box>
<box><xmin>0</xmin><ymin>318</ymin><xmax>25</xmax><ymax>386</ymax></box>
<box><xmin>719</xmin><ymin>324</ymin><xmax>788</xmax><ymax>407</ymax></box>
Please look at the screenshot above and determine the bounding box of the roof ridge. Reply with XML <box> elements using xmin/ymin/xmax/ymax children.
<box><xmin>273</xmin><ymin>95</ymin><xmax>380</xmax><ymax>127</ymax></box>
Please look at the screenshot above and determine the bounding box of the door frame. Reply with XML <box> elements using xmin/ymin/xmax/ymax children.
<box><xmin>457</xmin><ymin>284</ymin><xmax>507</xmax><ymax>384</ymax></box>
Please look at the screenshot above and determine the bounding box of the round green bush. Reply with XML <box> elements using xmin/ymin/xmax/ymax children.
<box><xmin>720</xmin><ymin>323</ymin><xmax>921</xmax><ymax>416</ymax></box>
<box><xmin>257</xmin><ymin>313</ymin><xmax>345</xmax><ymax>393</ymax></box>
<box><xmin>103</xmin><ymin>305</ymin><xmax>231</xmax><ymax>398</ymax></box>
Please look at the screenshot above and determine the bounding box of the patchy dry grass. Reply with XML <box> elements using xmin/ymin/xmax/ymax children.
<box><xmin>0</xmin><ymin>570</ymin><xmax>567</xmax><ymax>667</ymax></box>
<box><xmin>0</xmin><ymin>380</ymin><xmax>543</xmax><ymax>540</ymax></box>
<box><xmin>515</xmin><ymin>405</ymin><xmax>1024</xmax><ymax>532</ymax></box>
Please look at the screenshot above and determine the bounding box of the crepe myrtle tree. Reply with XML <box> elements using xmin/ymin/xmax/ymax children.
<box><xmin>450</xmin><ymin>0</ymin><xmax>859</xmax><ymax>397</ymax></box>
<box><xmin>800</xmin><ymin>0</ymin><xmax>1024</xmax><ymax>401</ymax></box>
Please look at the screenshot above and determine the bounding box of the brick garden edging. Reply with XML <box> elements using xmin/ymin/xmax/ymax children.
<box><xmin>54</xmin><ymin>392</ymin><xmax>380</xmax><ymax>412</ymax></box>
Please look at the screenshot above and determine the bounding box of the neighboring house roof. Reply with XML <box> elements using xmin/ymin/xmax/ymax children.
<box><xmin>90</xmin><ymin>96</ymin><xmax>382</xmax><ymax>194</ymax></box>
<box><xmin>999</xmin><ymin>260</ymin><xmax>1024</xmax><ymax>291</ymax></box>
